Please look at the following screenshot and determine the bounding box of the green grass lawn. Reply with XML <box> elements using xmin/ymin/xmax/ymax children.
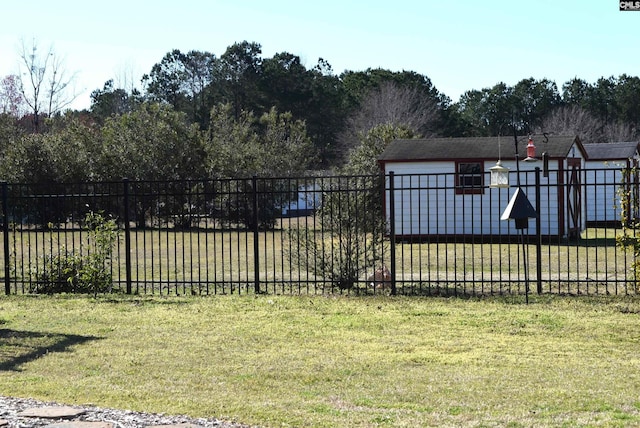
<box><xmin>1</xmin><ymin>294</ymin><xmax>640</xmax><ymax>427</ymax></box>
<box><xmin>0</xmin><ymin>296</ymin><xmax>640</xmax><ymax>427</ymax></box>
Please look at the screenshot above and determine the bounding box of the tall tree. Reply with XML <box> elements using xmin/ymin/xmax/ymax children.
<box><xmin>457</xmin><ymin>83</ymin><xmax>514</xmax><ymax>136</ymax></box>
<box><xmin>456</xmin><ymin>79</ymin><xmax>561</xmax><ymax>137</ymax></box>
<box><xmin>613</xmin><ymin>74</ymin><xmax>640</xmax><ymax>127</ymax></box>
<box><xmin>216</xmin><ymin>41</ymin><xmax>264</xmax><ymax>119</ymax></box>
<box><xmin>16</xmin><ymin>39</ymin><xmax>78</xmax><ymax>132</ymax></box>
<box><xmin>511</xmin><ymin>78</ymin><xmax>561</xmax><ymax>133</ymax></box>
<box><xmin>90</xmin><ymin>79</ymin><xmax>141</xmax><ymax>122</ymax></box>
<box><xmin>341</xmin><ymin>68</ymin><xmax>444</xmax><ymax>112</ymax></box>
<box><xmin>143</xmin><ymin>49</ymin><xmax>217</xmax><ymax>127</ymax></box>
<box><xmin>305</xmin><ymin>59</ymin><xmax>349</xmax><ymax>166</ymax></box>
<box><xmin>142</xmin><ymin>50</ymin><xmax>189</xmax><ymax>112</ymax></box>
<box><xmin>539</xmin><ymin>105</ymin><xmax>604</xmax><ymax>143</ymax></box>
<box><xmin>260</xmin><ymin>54</ymin><xmax>347</xmax><ymax>166</ymax></box>
<box><xmin>260</xmin><ymin>52</ymin><xmax>313</xmax><ymax>121</ymax></box>
<box><xmin>338</xmin><ymin>68</ymin><xmax>445</xmax><ymax>161</ymax></box>
<box><xmin>540</xmin><ymin>104</ymin><xmax>638</xmax><ymax>144</ymax></box>
<box><xmin>562</xmin><ymin>77</ymin><xmax>592</xmax><ymax>108</ymax></box>
<box><xmin>182</xmin><ymin>50</ymin><xmax>218</xmax><ymax>126</ymax></box>
<box><xmin>346</xmin><ymin>81</ymin><xmax>439</xmax><ymax>140</ymax></box>
<box><xmin>560</xmin><ymin>75</ymin><xmax>640</xmax><ymax>136</ymax></box>
<box><xmin>587</xmin><ymin>76</ymin><xmax>618</xmax><ymax>125</ymax></box>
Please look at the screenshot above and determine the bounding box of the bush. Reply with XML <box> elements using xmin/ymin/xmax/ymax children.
<box><xmin>31</xmin><ymin>211</ymin><xmax>120</xmax><ymax>295</ymax></box>
<box><xmin>285</xmin><ymin>175</ymin><xmax>388</xmax><ymax>290</ymax></box>
<box><xmin>615</xmin><ymin>167</ymin><xmax>640</xmax><ymax>292</ymax></box>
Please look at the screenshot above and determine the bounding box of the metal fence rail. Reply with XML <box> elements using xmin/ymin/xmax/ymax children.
<box><xmin>0</xmin><ymin>170</ymin><xmax>637</xmax><ymax>296</ymax></box>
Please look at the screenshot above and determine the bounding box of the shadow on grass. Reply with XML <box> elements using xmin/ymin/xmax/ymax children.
<box><xmin>0</xmin><ymin>329</ymin><xmax>100</xmax><ymax>371</ymax></box>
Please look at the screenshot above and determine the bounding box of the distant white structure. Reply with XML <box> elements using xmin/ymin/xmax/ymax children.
<box><xmin>281</xmin><ymin>184</ymin><xmax>321</xmax><ymax>217</ymax></box>
<box><xmin>583</xmin><ymin>142</ymin><xmax>640</xmax><ymax>225</ymax></box>
<box><xmin>378</xmin><ymin>135</ymin><xmax>587</xmax><ymax>239</ymax></box>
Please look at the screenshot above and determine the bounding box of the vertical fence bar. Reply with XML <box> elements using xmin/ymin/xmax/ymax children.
<box><xmin>535</xmin><ymin>167</ymin><xmax>542</xmax><ymax>294</ymax></box>
<box><xmin>123</xmin><ymin>179</ymin><xmax>132</xmax><ymax>295</ymax></box>
<box><xmin>389</xmin><ymin>172</ymin><xmax>397</xmax><ymax>295</ymax></box>
<box><xmin>252</xmin><ymin>175</ymin><xmax>260</xmax><ymax>294</ymax></box>
<box><xmin>2</xmin><ymin>182</ymin><xmax>10</xmax><ymax>295</ymax></box>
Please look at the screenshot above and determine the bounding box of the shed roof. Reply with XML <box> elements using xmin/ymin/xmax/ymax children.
<box><xmin>378</xmin><ymin>135</ymin><xmax>583</xmax><ymax>162</ymax></box>
<box><xmin>583</xmin><ymin>142</ymin><xmax>639</xmax><ymax>161</ymax></box>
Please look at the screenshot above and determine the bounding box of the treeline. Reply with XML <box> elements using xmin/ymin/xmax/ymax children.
<box><xmin>1</xmin><ymin>40</ymin><xmax>640</xmax><ymax>185</ymax></box>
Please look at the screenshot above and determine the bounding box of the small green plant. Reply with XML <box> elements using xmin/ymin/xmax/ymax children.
<box><xmin>31</xmin><ymin>211</ymin><xmax>120</xmax><ymax>295</ymax></box>
<box><xmin>615</xmin><ymin>167</ymin><xmax>640</xmax><ymax>292</ymax></box>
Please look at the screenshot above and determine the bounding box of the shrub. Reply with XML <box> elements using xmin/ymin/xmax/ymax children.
<box><xmin>31</xmin><ymin>211</ymin><xmax>120</xmax><ymax>295</ymax></box>
<box><xmin>615</xmin><ymin>167</ymin><xmax>640</xmax><ymax>292</ymax></box>
<box><xmin>285</xmin><ymin>175</ymin><xmax>388</xmax><ymax>291</ymax></box>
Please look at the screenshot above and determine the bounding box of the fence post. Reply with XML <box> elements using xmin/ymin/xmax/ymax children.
<box><xmin>388</xmin><ymin>172</ymin><xmax>397</xmax><ymax>296</ymax></box>
<box><xmin>123</xmin><ymin>179</ymin><xmax>132</xmax><ymax>295</ymax></box>
<box><xmin>2</xmin><ymin>182</ymin><xmax>9</xmax><ymax>295</ymax></box>
<box><xmin>252</xmin><ymin>175</ymin><xmax>260</xmax><ymax>294</ymax></box>
<box><xmin>535</xmin><ymin>167</ymin><xmax>542</xmax><ymax>294</ymax></box>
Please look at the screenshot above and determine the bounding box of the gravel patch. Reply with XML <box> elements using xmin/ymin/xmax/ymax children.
<box><xmin>0</xmin><ymin>396</ymin><xmax>256</xmax><ymax>428</ymax></box>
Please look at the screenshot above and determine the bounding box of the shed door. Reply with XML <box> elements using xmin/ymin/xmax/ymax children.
<box><xmin>567</xmin><ymin>158</ymin><xmax>582</xmax><ymax>238</ymax></box>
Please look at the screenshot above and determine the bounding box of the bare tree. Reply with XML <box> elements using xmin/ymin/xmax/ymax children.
<box><xmin>338</xmin><ymin>81</ymin><xmax>440</xmax><ymax>160</ymax></box>
<box><xmin>17</xmin><ymin>38</ymin><xmax>79</xmax><ymax>132</ymax></box>
<box><xmin>539</xmin><ymin>105</ymin><xmax>638</xmax><ymax>144</ymax></box>
<box><xmin>113</xmin><ymin>60</ymin><xmax>142</xmax><ymax>95</ymax></box>
<box><xmin>353</xmin><ymin>81</ymin><xmax>439</xmax><ymax>136</ymax></box>
<box><xmin>538</xmin><ymin>105</ymin><xmax>604</xmax><ymax>144</ymax></box>
<box><xmin>602</xmin><ymin>121</ymin><xmax>638</xmax><ymax>143</ymax></box>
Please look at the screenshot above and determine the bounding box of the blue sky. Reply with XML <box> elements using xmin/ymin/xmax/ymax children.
<box><xmin>1</xmin><ymin>0</ymin><xmax>638</xmax><ymax>110</ymax></box>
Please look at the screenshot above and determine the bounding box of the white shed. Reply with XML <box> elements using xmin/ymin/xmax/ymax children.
<box><xmin>378</xmin><ymin>135</ymin><xmax>587</xmax><ymax>239</ymax></box>
<box><xmin>583</xmin><ymin>142</ymin><xmax>640</xmax><ymax>226</ymax></box>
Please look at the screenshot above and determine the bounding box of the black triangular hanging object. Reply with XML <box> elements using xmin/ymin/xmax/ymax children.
<box><xmin>500</xmin><ymin>187</ymin><xmax>537</xmax><ymax>229</ymax></box>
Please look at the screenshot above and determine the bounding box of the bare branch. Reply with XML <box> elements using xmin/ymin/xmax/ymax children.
<box><xmin>16</xmin><ymin>38</ymin><xmax>79</xmax><ymax>131</ymax></box>
<box><xmin>337</xmin><ymin>81</ymin><xmax>440</xmax><ymax>159</ymax></box>
<box><xmin>539</xmin><ymin>105</ymin><xmax>604</xmax><ymax>144</ymax></box>
<box><xmin>539</xmin><ymin>105</ymin><xmax>638</xmax><ymax>144</ymax></box>
<box><xmin>46</xmin><ymin>51</ymin><xmax>80</xmax><ymax>114</ymax></box>
<box><xmin>351</xmin><ymin>81</ymin><xmax>439</xmax><ymax>136</ymax></box>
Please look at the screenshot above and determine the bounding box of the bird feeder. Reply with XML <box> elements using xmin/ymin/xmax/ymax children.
<box><xmin>500</xmin><ymin>187</ymin><xmax>537</xmax><ymax>229</ymax></box>
<box><xmin>523</xmin><ymin>136</ymin><xmax>538</xmax><ymax>162</ymax></box>
<box><xmin>489</xmin><ymin>160</ymin><xmax>510</xmax><ymax>188</ymax></box>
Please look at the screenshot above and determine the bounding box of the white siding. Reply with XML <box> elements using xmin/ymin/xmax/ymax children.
<box><xmin>584</xmin><ymin>162</ymin><xmax>626</xmax><ymax>223</ymax></box>
<box><xmin>384</xmin><ymin>158</ymin><xmax>573</xmax><ymax>237</ymax></box>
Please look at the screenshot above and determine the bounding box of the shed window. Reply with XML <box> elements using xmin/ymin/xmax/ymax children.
<box><xmin>456</xmin><ymin>161</ymin><xmax>484</xmax><ymax>194</ymax></box>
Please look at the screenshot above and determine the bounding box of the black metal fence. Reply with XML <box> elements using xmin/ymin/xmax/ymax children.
<box><xmin>1</xmin><ymin>169</ymin><xmax>637</xmax><ymax>296</ymax></box>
